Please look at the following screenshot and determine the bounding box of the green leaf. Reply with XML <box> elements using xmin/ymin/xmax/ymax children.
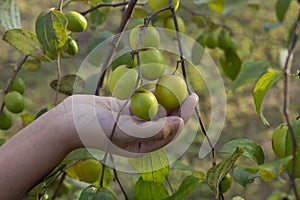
<box><xmin>241</xmin><ymin>156</ymin><xmax>292</xmax><ymax>182</ymax></box>
<box><xmin>275</xmin><ymin>0</ymin><xmax>291</xmax><ymax>22</ymax></box>
<box><xmin>220</xmin><ymin>49</ymin><xmax>242</xmax><ymax>80</ymax></box>
<box><xmin>164</xmin><ymin>175</ymin><xmax>203</xmax><ymax>200</ymax></box>
<box><xmin>253</xmin><ymin>69</ymin><xmax>284</xmax><ymax>126</ymax></box>
<box><xmin>50</xmin><ymin>74</ymin><xmax>85</xmax><ymax>96</ymax></box>
<box><xmin>132</xmin><ymin>7</ymin><xmax>148</xmax><ymax>19</ymax></box>
<box><xmin>35</xmin><ymin>8</ymin><xmax>68</xmax><ymax>54</ymax></box>
<box><xmin>23</xmin><ymin>59</ymin><xmax>41</xmax><ymax>71</ymax></box>
<box><xmin>90</xmin><ymin>0</ymin><xmax>112</xmax><ymax>30</ymax></box>
<box><xmin>228</xmin><ymin>60</ymin><xmax>269</xmax><ymax>90</ymax></box>
<box><xmin>0</xmin><ymin>0</ymin><xmax>21</xmax><ymax>31</ymax></box>
<box><xmin>79</xmin><ymin>186</ymin><xmax>117</xmax><ymax>200</ymax></box>
<box><xmin>219</xmin><ymin>138</ymin><xmax>265</xmax><ymax>164</ymax></box>
<box><xmin>191</xmin><ymin>35</ymin><xmax>206</xmax><ymax>65</ymax></box>
<box><xmin>129</xmin><ymin>150</ymin><xmax>170</xmax><ymax>183</ymax></box>
<box><xmin>3</xmin><ymin>29</ymin><xmax>44</xmax><ymax>58</ymax></box>
<box><xmin>267</xmin><ymin>192</ymin><xmax>291</xmax><ymax>200</ymax></box>
<box><xmin>0</xmin><ymin>138</ymin><xmax>6</xmax><ymax>147</ymax></box>
<box><xmin>232</xmin><ymin>197</ymin><xmax>245</xmax><ymax>200</ymax></box>
<box><xmin>233</xmin><ymin>166</ymin><xmax>259</xmax><ymax>187</ymax></box>
<box><xmin>134</xmin><ymin>177</ymin><xmax>169</xmax><ymax>200</ymax></box>
<box><xmin>206</xmin><ymin>147</ymin><xmax>244</xmax><ymax>198</ymax></box>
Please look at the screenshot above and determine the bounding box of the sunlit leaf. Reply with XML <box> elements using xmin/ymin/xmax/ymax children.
<box><xmin>207</xmin><ymin>0</ymin><xmax>224</xmax><ymax>13</ymax></box>
<box><xmin>233</xmin><ymin>166</ymin><xmax>259</xmax><ymax>187</ymax></box>
<box><xmin>253</xmin><ymin>69</ymin><xmax>284</xmax><ymax>126</ymax></box>
<box><xmin>275</xmin><ymin>0</ymin><xmax>291</xmax><ymax>22</ymax></box>
<box><xmin>129</xmin><ymin>150</ymin><xmax>170</xmax><ymax>183</ymax></box>
<box><xmin>134</xmin><ymin>177</ymin><xmax>169</xmax><ymax>200</ymax></box>
<box><xmin>164</xmin><ymin>175</ymin><xmax>203</xmax><ymax>200</ymax></box>
<box><xmin>219</xmin><ymin>138</ymin><xmax>265</xmax><ymax>164</ymax></box>
<box><xmin>206</xmin><ymin>147</ymin><xmax>244</xmax><ymax>197</ymax></box>
<box><xmin>35</xmin><ymin>8</ymin><xmax>68</xmax><ymax>54</ymax></box>
<box><xmin>23</xmin><ymin>59</ymin><xmax>41</xmax><ymax>71</ymax></box>
<box><xmin>79</xmin><ymin>186</ymin><xmax>117</xmax><ymax>200</ymax></box>
<box><xmin>228</xmin><ymin>60</ymin><xmax>269</xmax><ymax>90</ymax></box>
<box><xmin>232</xmin><ymin>196</ymin><xmax>245</xmax><ymax>200</ymax></box>
<box><xmin>241</xmin><ymin>156</ymin><xmax>292</xmax><ymax>182</ymax></box>
<box><xmin>3</xmin><ymin>29</ymin><xmax>45</xmax><ymax>58</ymax></box>
<box><xmin>50</xmin><ymin>74</ymin><xmax>85</xmax><ymax>95</ymax></box>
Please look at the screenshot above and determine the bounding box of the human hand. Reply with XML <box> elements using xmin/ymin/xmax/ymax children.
<box><xmin>62</xmin><ymin>93</ymin><xmax>198</xmax><ymax>156</ymax></box>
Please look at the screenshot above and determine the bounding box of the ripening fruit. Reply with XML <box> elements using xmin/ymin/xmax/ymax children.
<box><xmin>65</xmin><ymin>11</ymin><xmax>87</xmax><ymax>32</ymax></box>
<box><xmin>163</xmin><ymin>16</ymin><xmax>185</xmax><ymax>38</ymax></box>
<box><xmin>218</xmin><ymin>31</ymin><xmax>237</xmax><ymax>50</ymax></box>
<box><xmin>133</xmin><ymin>48</ymin><xmax>166</xmax><ymax>80</ymax></box>
<box><xmin>156</xmin><ymin>74</ymin><xmax>188</xmax><ymax>110</ymax></box>
<box><xmin>203</xmin><ymin>33</ymin><xmax>218</xmax><ymax>49</ymax></box>
<box><xmin>285</xmin><ymin>119</ymin><xmax>300</xmax><ymax>178</ymax></box>
<box><xmin>129</xmin><ymin>25</ymin><xmax>160</xmax><ymax>50</ymax></box>
<box><xmin>109</xmin><ymin>65</ymin><xmax>138</xmax><ymax>99</ymax></box>
<box><xmin>9</xmin><ymin>76</ymin><xmax>25</xmax><ymax>94</ymax></box>
<box><xmin>74</xmin><ymin>159</ymin><xmax>102</xmax><ymax>183</ymax></box>
<box><xmin>220</xmin><ymin>174</ymin><xmax>232</xmax><ymax>193</ymax></box>
<box><xmin>66</xmin><ymin>36</ymin><xmax>78</xmax><ymax>55</ymax></box>
<box><xmin>272</xmin><ymin>124</ymin><xmax>288</xmax><ymax>158</ymax></box>
<box><xmin>131</xmin><ymin>89</ymin><xmax>159</xmax><ymax>120</ymax></box>
<box><xmin>0</xmin><ymin>109</ymin><xmax>13</xmax><ymax>130</ymax></box>
<box><xmin>4</xmin><ymin>91</ymin><xmax>25</xmax><ymax>113</ymax></box>
<box><xmin>148</xmin><ymin>0</ymin><xmax>180</xmax><ymax>18</ymax></box>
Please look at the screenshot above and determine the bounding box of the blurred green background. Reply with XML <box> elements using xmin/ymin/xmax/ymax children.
<box><xmin>0</xmin><ymin>0</ymin><xmax>300</xmax><ymax>199</ymax></box>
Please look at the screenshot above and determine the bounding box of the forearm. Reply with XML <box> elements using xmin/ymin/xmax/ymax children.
<box><xmin>0</xmin><ymin>101</ymin><xmax>79</xmax><ymax>199</ymax></box>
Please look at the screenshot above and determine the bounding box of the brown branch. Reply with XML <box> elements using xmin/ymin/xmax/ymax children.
<box><xmin>57</xmin><ymin>0</ymin><xmax>64</xmax><ymax>12</ymax></box>
<box><xmin>283</xmin><ymin>9</ymin><xmax>300</xmax><ymax>200</ymax></box>
<box><xmin>0</xmin><ymin>55</ymin><xmax>28</xmax><ymax>117</ymax></box>
<box><xmin>51</xmin><ymin>172</ymin><xmax>66</xmax><ymax>200</ymax></box>
<box><xmin>168</xmin><ymin>0</ymin><xmax>216</xmax><ymax>166</ymax></box>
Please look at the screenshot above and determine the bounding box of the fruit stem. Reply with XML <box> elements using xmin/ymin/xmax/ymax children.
<box><xmin>57</xmin><ymin>0</ymin><xmax>64</xmax><ymax>12</ymax></box>
<box><xmin>282</xmin><ymin>9</ymin><xmax>300</xmax><ymax>200</ymax></box>
<box><xmin>0</xmin><ymin>55</ymin><xmax>28</xmax><ymax>117</ymax></box>
<box><xmin>168</xmin><ymin>0</ymin><xmax>216</xmax><ymax>166</ymax></box>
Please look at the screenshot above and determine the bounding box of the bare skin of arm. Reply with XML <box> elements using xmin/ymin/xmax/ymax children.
<box><xmin>0</xmin><ymin>94</ymin><xmax>198</xmax><ymax>199</ymax></box>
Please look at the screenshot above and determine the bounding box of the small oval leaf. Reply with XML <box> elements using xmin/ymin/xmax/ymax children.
<box><xmin>89</xmin><ymin>0</ymin><xmax>112</xmax><ymax>30</ymax></box>
<box><xmin>220</xmin><ymin>49</ymin><xmax>242</xmax><ymax>80</ymax></box>
<box><xmin>253</xmin><ymin>69</ymin><xmax>284</xmax><ymax>126</ymax></box>
<box><xmin>233</xmin><ymin>165</ymin><xmax>259</xmax><ymax>187</ymax></box>
<box><xmin>50</xmin><ymin>74</ymin><xmax>85</xmax><ymax>95</ymax></box>
<box><xmin>3</xmin><ymin>29</ymin><xmax>44</xmax><ymax>58</ymax></box>
<box><xmin>275</xmin><ymin>0</ymin><xmax>291</xmax><ymax>22</ymax></box>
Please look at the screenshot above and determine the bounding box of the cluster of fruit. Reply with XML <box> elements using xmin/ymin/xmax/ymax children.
<box><xmin>202</xmin><ymin>31</ymin><xmax>237</xmax><ymax>50</ymax></box>
<box><xmin>109</xmin><ymin>22</ymin><xmax>188</xmax><ymax>120</ymax></box>
<box><xmin>0</xmin><ymin>77</ymin><xmax>26</xmax><ymax>130</ymax></box>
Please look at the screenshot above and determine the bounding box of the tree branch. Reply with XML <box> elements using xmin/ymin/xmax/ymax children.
<box><xmin>283</xmin><ymin>9</ymin><xmax>300</xmax><ymax>200</ymax></box>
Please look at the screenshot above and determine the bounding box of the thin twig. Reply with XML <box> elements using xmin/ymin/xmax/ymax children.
<box><xmin>166</xmin><ymin>177</ymin><xmax>174</xmax><ymax>194</ymax></box>
<box><xmin>39</xmin><ymin>171</ymin><xmax>63</xmax><ymax>200</ymax></box>
<box><xmin>0</xmin><ymin>55</ymin><xmax>28</xmax><ymax>117</ymax></box>
<box><xmin>81</xmin><ymin>1</ymin><xmax>147</xmax><ymax>16</ymax></box>
<box><xmin>282</xmin><ymin>9</ymin><xmax>300</xmax><ymax>200</ymax></box>
<box><xmin>54</xmin><ymin>55</ymin><xmax>61</xmax><ymax>105</ymax></box>
<box><xmin>51</xmin><ymin>172</ymin><xmax>66</xmax><ymax>200</ymax></box>
<box><xmin>168</xmin><ymin>0</ymin><xmax>216</xmax><ymax>166</ymax></box>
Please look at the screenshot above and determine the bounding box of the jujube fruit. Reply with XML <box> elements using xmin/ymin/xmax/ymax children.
<box><xmin>65</xmin><ymin>11</ymin><xmax>87</xmax><ymax>32</ymax></box>
<box><xmin>148</xmin><ymin>0</ymin><xmax>180</xmax><ymax>18</ymax></box>
<box><xmin>4</xmin><ymin>91</ymin><xmax>25</xmax><ymax>113</ymax></box>
<box><xmin>9</xmin><ymin>76</ymin><xmax>25</xmax><ymax>94</ymax></box>
<box><xmin>66</xmin><ymin>36</ymin><xmax>78</xmax><ymax>55</ymax></box>
<box><xmin>0</xmin><ymin>109</ymin><xmax>13</xmax><ymax>130</ymax></box>
<box><xmin>129</xmin><ymin>25</ymin><xmax>160</xmax><ymax>50</ymax></box>
<box><xmin>156</xmin><ymin>74</ymin><xmax>188</xmax><ymax>110</ymax></box>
